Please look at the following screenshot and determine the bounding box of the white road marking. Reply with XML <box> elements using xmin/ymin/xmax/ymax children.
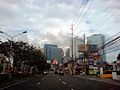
<box><xmin>0</xmin><ymin>80</ymin><xmax>27</xmax><ymax>90</ymax></box>
<box><xmin>37</xmin><ymin>77</ymin><xmax>46</xmax><ymax>85</ymax></box>
<box><xmin>62</xmin><ymin>81</ymin><xmax>66</xmax><ymax>85</ymax></box>
<box><xmin>71</xmin><ymin>89</ymin><xmax>74</xmax><ymax>90</ymax></box>
<box><xmin>37</xmin><ymin>82</ymin><xmax>41</xmax><ymax>85</ymax></box>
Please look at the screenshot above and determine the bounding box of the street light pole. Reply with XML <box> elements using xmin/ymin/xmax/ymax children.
<box><xmin>0</xmin><ymin>31</ymin><xmax>27</xmax><ymax>40</ymax></box>
<box><xmin>0</xmin><ymin>31</ymin><xmax>27</xmax><ymax>72</ymax></box>
<box><xmin>69</xmin><ymin>24</ymin><xmax>74</xmax><ymax>75</ymax></box>
<box><xmin>71</xmin><ymin>24</ymin><xmax>73</xmax><ymax>61</ymax></box>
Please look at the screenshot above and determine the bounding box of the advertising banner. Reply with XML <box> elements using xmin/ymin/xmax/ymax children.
<box><xmin>51</xmin><ymin>59</ymin><xmax>58</xmax><ymax>65</ymax></box>
<box><xmin>89</xmin><ymin>69</ymin><xmax>94</xmax><ymax>74</ymax></box>
<box><xmin>78</xmin><ymin>44</ymin><xmax>89</xmax><ymax>52</ymax></box>
<box><xmin>88</xmin><ymin>53</ymin><xmax>100</xmax><ymax>61</ymax></box>
<box><xmin>88</xmin><ymin>45</ymin><xmax>98</xmax><ymax>53</ymax></box>
<box><xmin>88</xmin><ymin>58</ymin><xmax>94</xmax><ymax>61</ymax></box>
<box><xmin>94</xmin><ymin>67</ymin><xmax>98</xmax><ymax>74</ymax></box>
<box><xmin>89</xmin><ymin>65</ymin><xmax>94</xmax><ymax>69</ymax></box>
<box><xmin>88</xmin><ymin>61</ymin><xmax>94</xmax><ymax>65</ymax></box>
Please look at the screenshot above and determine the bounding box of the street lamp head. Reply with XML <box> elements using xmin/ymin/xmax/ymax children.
<box><xmin>0</xmin><ymin>31</ymin><xmax>4</xmax><ymax>33</ymax></box>
<box><xmin>23</xmin><ymin>31</ymin><xmax>27</xmax><ymax>33</ymax></box>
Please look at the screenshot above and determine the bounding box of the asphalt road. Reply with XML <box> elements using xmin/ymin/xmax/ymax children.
<box><xmin>0</xmin><ymin>73</ymin><xmax>120</xmax><ymax>90</ymax></box>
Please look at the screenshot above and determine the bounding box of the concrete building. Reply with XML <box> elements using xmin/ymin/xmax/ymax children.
<box><xmin>72</xmin><ymin>36</ymin><xmax>84</xmax><ymax>59</ymax></box>
<box><xmin>44</xmin><ymin>44</ymin><xmax>63</xmax><ymax>63</ymax></box>
<box><xmin>87</xmin><ymin>34</ymin><xmax>106</xmax><ymax>61</ymax></box>
<box><xmin>66</xmin><ymin>48</ymin><xmax>70</xmax><ymax>57</ymax></box>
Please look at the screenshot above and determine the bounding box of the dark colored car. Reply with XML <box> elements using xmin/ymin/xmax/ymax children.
<box><xmin>43</xmin><ymin>71</ymin><xmax>48</xmax><ymax>75</ymax></box>
<box><xmin>55</xmin><ymin>70</ymin><xmax>59</xmax><ymax>74</ymax></box>
<box><xmin>59</xmin><ymin>70</ymin><xmax>64</xmax><ymax>76</ymax></box>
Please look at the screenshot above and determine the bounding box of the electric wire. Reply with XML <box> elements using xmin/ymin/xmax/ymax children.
<box><xmin>73</xmin><ymin>0</ymin><xmax>88</xmax><ymax>26</ymax></box>
<box><xmin>98</xmin><ymin>32</ymin><xmax>120</xmax><ymax>49</ymax></box>
<box><xmin>92</xmin><ymin>0</ymin><xmax>115</xmax><ymax>29</ymax></box>
<box><xmin>72</xmin><ymin>0</ymin><xmax>84</xmax><ymax>24</ymax></box>
<box><xmin>94</xmin><ymin>9</ymin><xmax>120</xmax><ymax>31</ymax></box>
<box><xmin>74</xmin><ymin>0</ymin><xmax>94</xmax><ymax>31</ymax></box>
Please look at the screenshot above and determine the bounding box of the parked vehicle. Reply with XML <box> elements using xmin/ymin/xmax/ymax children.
<box><xmin>55</xmin><ymin>70</ymin><xmax>59</xmax><ymax>74</ymax></box>
<box><xmin>59</xmin><ymin>69</ymin><xmax>64</xmax><ymax>76</ymax></box>
<box><xmin>43</xmin><ymin>71</ymin><xmax>48</xmax><ymax>75</ymax></box>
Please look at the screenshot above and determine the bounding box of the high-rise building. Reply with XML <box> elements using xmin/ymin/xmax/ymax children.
<box><xmin>44</xmin><ymin>44</ymin><xmax>63</xmax><ymax>63</ymax></box>
<box><xmin>66</xmin><ymin>48</ymin><xmax>70</xmax><ymax>57</ymax></box>
<box><xmin>70</xmin><ymin>36</ymin><xmax>84</xmax><ymax>59</ymax></box>
<box><xmin>87</xmin><ymin>34</ymin><xmax>106</xmax><ymax>61</ymax></box>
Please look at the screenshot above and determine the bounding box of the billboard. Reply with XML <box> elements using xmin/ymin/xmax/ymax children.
<box><xmin>51</xmin><ymin>59</ymin><xmax>58</xmax><ymax>65</ymax></box>
<box><xmin>89</xmin><ymin>65</ymin><xmax>94</xmax><ymax>69</ymax></box>
<box><xmin>79</xmin><ymin>53</ymin><xmax>84</xmax><ymax>59</ymax></box>
<box><xmin>94</xmin><ymin>67</ymin><xmax>98</xmax><ymax>74</ymax></box>
<box><xmin>78</xmin><ymin>44</ymin><xmax>89</xmax><ymax>52</ymax></box>
<box><xmin>88</xmin><ymin>61</ymin><xmax>94</xmax><ymax>65</ymax></box>
<box><xmin>88</xmin><ymin>45</ymin><xmax>98</xmax><ymax>53</ymax></box>
<box><xmin>89</xmin><ymin>69</ymin><xmax>94</xmax><ymax>74</ymax></box>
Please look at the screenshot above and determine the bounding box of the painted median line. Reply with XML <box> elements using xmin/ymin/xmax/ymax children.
<box><xmin>0</xmin><ymin>80</ymin><xmax>28</xmax><ymax>90</ymax></box>
<box><xmin>62</xmin><ymin>81</ymin><xmax>66</xmax><ymax>85</ymax></box>
<box><xmin>37</xmin><ymin>77</ymin><xmax>46</xmax><ymax>85</ymax></box>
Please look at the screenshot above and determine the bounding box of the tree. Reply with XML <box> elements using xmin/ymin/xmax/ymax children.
<box><xmin>117</xmin><ymin>53</ymin><xmax>120</xmax><ymax>60</ymax></box>
<box><xmin>45</xmin><ymin>63</ymin><xmax>51</xmax><ymax>70</ymax></box>
<box><xmin>0</xmin><ymin>41</ymin><xmax>47</xmax><ymax>74</ymax></box>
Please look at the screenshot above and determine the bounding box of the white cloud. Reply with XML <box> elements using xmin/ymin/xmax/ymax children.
<box><xmin>0</xmin><ymin>0</ymin><xmax>120</xmax><ymax>62</ymax></box>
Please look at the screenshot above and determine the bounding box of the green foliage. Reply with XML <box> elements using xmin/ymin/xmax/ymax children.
<box><xmin>0</xmin><ymin>41</ymin><xmax>47</xmax><ymax>72</ymax></box>
<box><xmin>45</xmin><ymin>63</ymin><xmax>51</xmax><ymax>70</ymax></box>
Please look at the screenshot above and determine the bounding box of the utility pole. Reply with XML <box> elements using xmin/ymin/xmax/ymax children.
<box><xmin>69</xmin><ymin>24</ymin><xmax>74</xmax><ymax>75</ymax></box>
<box><xmin>83</xmin><ymin>34</ymin><xmax>86</xmax><ymax>75</ymax></box>
<box><xmin>71</xmin><ymin>24</ymin><xmax>73</xmax><ymax>61</ymax></box>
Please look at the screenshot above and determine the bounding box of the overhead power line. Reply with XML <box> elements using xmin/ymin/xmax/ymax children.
<box><xmin>74</xmin><ymin>0</ymin><xmax>94</xmax><ymax>31</ymax></box>
<box><xmin>105</xmin><ymin>38</ymin><xmax>120</xmax><ymax>49</ymax></box>
<box><xmin>94</xmin><ymin>9</ymin><xmax>120</xmax><ymax>31</ymax></box>
<box><xmin>91</xmin><ymin>0</ymin><xmax>115</xmax><ymax>29</ymax></box>
<box><xmin>105</xmin><ymin>42</ymin><xmax>120</xmax><ymax>53</ymax></box>
<box><xmin>72</xmin><ymin>0</ymin><xmax>84</xmax><ymax>24</ymax></box>
<box><xmin>98</xmin><ymin>35</ymin><xmax>120</xmax><ymax>51</ymax></box>
<box><xmin>73</xmin><ymin>0</ymin><xmax>88</xmax><ymax>26</ymax></box>
<box><xmin>97</xmin><ymin>32</ymin><xmax>120</xmax><ymax>49</ymax></box>
<box><xmin>102</xmin><ymin>47</ymin><xmax>120</xmax><ymax>55</ymax></box>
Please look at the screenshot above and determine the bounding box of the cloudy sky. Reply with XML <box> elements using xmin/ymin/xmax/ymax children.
<box><xmin>0</xmin><ymin>0</ymin><xmax>120</xmax><ymax>62</ymax></box>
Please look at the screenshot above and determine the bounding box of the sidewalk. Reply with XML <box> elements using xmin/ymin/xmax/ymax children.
<box><xmin>75</xmin><ymin>75</ymin><xmax>120</xmax><ymax>86</ymax></box>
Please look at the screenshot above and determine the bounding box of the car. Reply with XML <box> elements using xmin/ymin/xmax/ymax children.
<box><xmin>59</xmin><ymin>70</ymin><xmax>64</xmax><ymax>76</ymax></box>
<box><xmin>43</xmin><ymin>71</ymin><xmax>48</xmax><ymax>75</ymax></box>
<box><xmin>55</xmin><ymin>70</ymin><xmax>59</xmax><ymax>74</ymax></box>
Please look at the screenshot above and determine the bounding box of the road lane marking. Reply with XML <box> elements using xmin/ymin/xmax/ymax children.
<box><xmin>37</xmin><ymin>77</ymin><xmax>46</xmax><ymax>86</ymax></box>
<box><xmin>37</xmin><ymin>82</ymin><xmax>41</xmax><ymax>85</ymax></box>
<box><xmin>71</xmin><ymin>89</ymin><xmax>74</xmax><ymax>90</ymax></box>
<box><xmin>0</xmin><ymin>80</ymin><xmax>28</xmax><ymax>90</ymax></box>
<box><xmin>62</xmin><ymin>81</ymin><xmax>66</xmax><ymax>85</ymax></box>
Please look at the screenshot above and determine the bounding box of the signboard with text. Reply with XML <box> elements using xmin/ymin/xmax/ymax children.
<box><xmin>88</xmin><ymin>45</ymin><xmax>98</xmax><ymax>53</ymax></box>
<box><xmin>78</xmin><ymin>44</ymin><xmax>89</xmax><ymax>52</ymax></box>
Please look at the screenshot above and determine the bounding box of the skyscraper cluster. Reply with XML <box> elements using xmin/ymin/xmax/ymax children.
<box><xmin>44</xmin><ymin>44</ymin><xmax>63</xmax><ymax>63</ymax></box>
